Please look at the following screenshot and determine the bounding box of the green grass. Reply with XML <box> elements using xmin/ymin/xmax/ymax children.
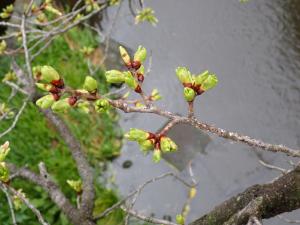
<box><xmin>0</xmin><ymin>27</ymin><xmax>123</xmax><ymax>225</ymax></box>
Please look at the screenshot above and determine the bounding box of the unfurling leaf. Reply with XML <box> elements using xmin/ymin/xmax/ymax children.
<box><xmin>134</xmin><ymin>45</ymin><xmax>147</xmax><ymax>64</ymax></box>
<box><xmin>176</xmin><ymin>67</ymin><xmax>193</xmax><ymax>84</ymax></box>
<box><xmin>36</xmin><ymin>95</ymin><xmax>55</xmax><ymax>109</ymax></box>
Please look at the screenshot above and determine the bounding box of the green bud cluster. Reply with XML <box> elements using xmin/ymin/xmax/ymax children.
<box><xmin>0</xmin><ymin>4</ymin><xmax>13</xmax><ymax>19</ymax></box>
<box><xmin>125</xmin><ymin>129</ymin><xmax>178</xmax><ymax>163</ymax></box>
<box><xmin>94</xmin><ymin>99</ymin><xmax>110</xmax><ymax>113</ymax></box>
<box><xmin>67</xmin><ymin>179</ymin><xmax>82</xmax><ymax>193</ymax></box>
<box><xmin>176</xmin><ymin>67</ymin><xmax>218</xmax><ymax>102</ymax></box>
<box><xmin>0</xmin><ymin>40</ymin><xmax>7</xmax><ymax>55</ymax></box>
<box><xmin>105</xmin><ymin>45</ymin><xmax>148</xmax><ymax>92</ymax></box>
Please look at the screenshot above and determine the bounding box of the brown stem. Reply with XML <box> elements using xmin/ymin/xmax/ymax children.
<box><xmin>188</xmin><ymin>101</ymin><xmax>194</xmax><ymax>118</ymax></box>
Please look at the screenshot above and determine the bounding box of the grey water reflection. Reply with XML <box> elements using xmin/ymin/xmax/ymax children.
<box><xmin>105</xmin><ymin>0</ymin><xmax>300</xmax><ymax>224</ymax></box>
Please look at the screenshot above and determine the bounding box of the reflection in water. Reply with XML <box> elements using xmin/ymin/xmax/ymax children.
<box><xmin>162</xmin><ymin>123</ymin><xmax>211</xmax><ymax>171</ymax></box>
<box><xmin>105</xmin><ymin>0</ymin><xmax>300</xmax><ymax>224</ymax></box>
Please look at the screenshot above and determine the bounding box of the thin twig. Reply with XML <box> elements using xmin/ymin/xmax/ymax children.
<box><xmin>0</xmin><ymin>184</ymin><xmax>17</xmax><ymax>225</ymax></box>
<box><xmin>0</xmin><ymin>99</ymin><xmax>28</xmax><ymax>139</ymax></box>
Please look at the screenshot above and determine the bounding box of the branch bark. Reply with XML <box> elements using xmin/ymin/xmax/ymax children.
<box><xmin>42</xmin><ymin>110</ymin><xmax>95</xmax><ymax>219</ymax></box>
<box><xmin>189</xmin><ymin>165</ymin><xmax>300</xmax><ymax>225</ymax></box>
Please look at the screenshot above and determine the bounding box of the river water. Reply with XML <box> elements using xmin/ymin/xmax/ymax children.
<box><xmin>104</xmin><ymin>0</ymin><xmax>300</xmax><ymax>224</ymax></box>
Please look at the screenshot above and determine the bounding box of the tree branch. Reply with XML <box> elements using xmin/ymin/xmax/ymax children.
<box><xmin>42</xmin><ymin>110</ymin><xmax>95</xmax><ymax>219</ymax></box>
<box><xmin>189</xmin><ymin>164</ymin><xmax>300</xmax><ymax>225</ymax></box>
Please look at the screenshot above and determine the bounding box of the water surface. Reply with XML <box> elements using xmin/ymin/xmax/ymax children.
<box><xmin>105</xmin><ymin>0</ymin><xmax>300</xmax><ymax>224</ymax></box>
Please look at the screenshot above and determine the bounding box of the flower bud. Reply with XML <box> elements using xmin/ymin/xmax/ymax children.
<box><xmin>36</xmin><ymin>95</ymin><xmax>55</xmax><ymax>109</ymax></box>
<box><xmin>176</xmin><ymin>214</ymin><xmax>185</xmax><ymax>225</ymax></box>
<box><xmin>201</xmin><ymin>74</ymin><xmax>218</xmax><ymax>91</ymax></box>
<box><xmin>134</xmin><ymin>45</ymin><xmax>147</xmax><ymax>64</ymax></box>
<box><xmin>51</xmin><ymin>98</ymin><xmax>71</xmax><ymax>113</ymax></box>
<box><xmin>160</xmin><ymin>137</ymin><xmax>177</xmax><ymax>153</ymax></box>
<box><xmin>184</xmin><ymin>87</ymin><xmax>196</xmax><ymax>102</ymax></box>
<box><xmin>0</xmin><ymin>141</ymin><xmax>10</xmax><ymax>162</ymax></box>
<box><xmin>124</xmin><ymin>72</ymin><xmax>139</xmax><ymax>91</ymax></box>
<box><xmin>83</xmin><ymin>76</ymin><xmax>98</xmax><ymax>93</ymax></box>
<box><xmin>124</xmin><ymin>128</ymin><xmax>149</xmax><ymax>142</ymax></box>
<box><xmin>189</xmin><ymin>187</ymin><xmax>197</xmax><ymax>199</ymax></box>
<box><xmin>0</xmin><ymin>40</ymin><xmax>7</xmax><ymax>55</ymax></box>
<box><xmin>119</xmin><ymin>46</ymin><xmax>131</xmax><ymax>66</ymax></box>
<box><xmin>176</xmin><ymin>67</ymin><xmax>193</xmax><ymax>84</ymax></box>
<box><xmin>0</xmin><ymin>162</ymin><xmax>9</xmax><ymax>183</ymax></box>
<box><xmin>105</xmin><ymin>70</ymin><xmax>125</xmax><ymax>83</ymax></box>
<box><xmin>138</xmin><ymin>139</ymin><xmax>154</xmax><ymax>152</ymax></box>
<box><xmin>67</xmin><ymin>179</ymin><xmax>82</xmax><ymax>193</ymax></box>
<box><xmin>152</xmin><ymin>148</ymin><xmax>161</xmax><ymax>163</ymax></box>
<box><xmin>94</xmin><ymin>99</ymin><xmax>110</xmax><ymax>113</ymax></box>
<box><xmin>35</xmin><ymin>83</ymin><xmax>53</xmax><ymax>91</ymax></box>
<box><xmin>40</xmin><ymin>66</ymin><xmax>60</xmax><ymax>82</ymax></box>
